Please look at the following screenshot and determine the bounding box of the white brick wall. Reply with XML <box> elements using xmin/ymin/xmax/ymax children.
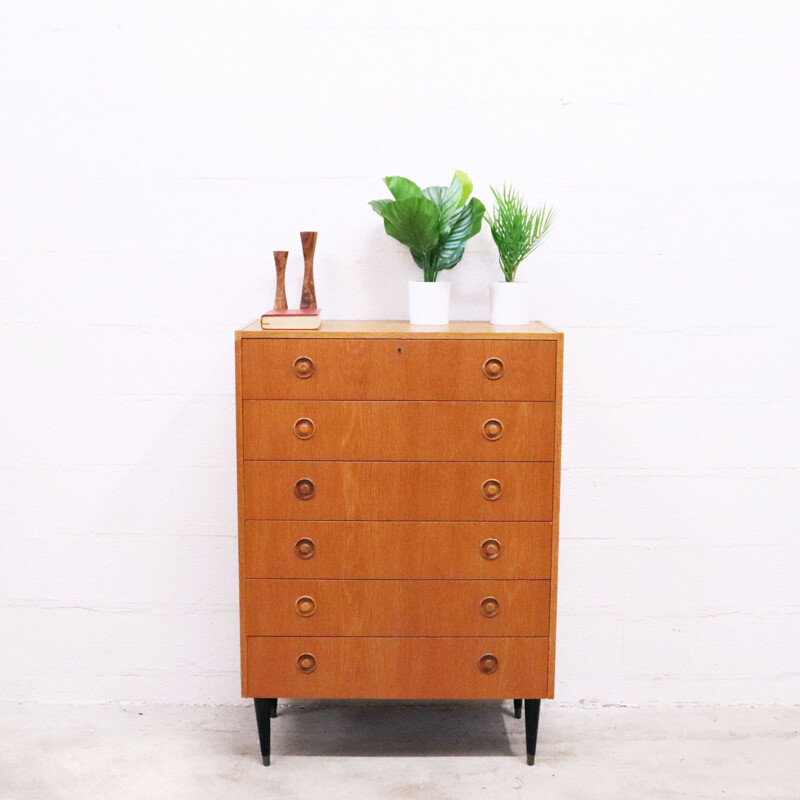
<box><xmin>1</xmin><ymin>1</ymin><xmax>798</xmax><ymax>704</ymax></box>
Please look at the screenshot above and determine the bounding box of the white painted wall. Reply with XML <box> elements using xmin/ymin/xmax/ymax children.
<box><xmin>1</xmin><ymin>1</ymin><xmax>798</xmax><ymax>705</ymax></box>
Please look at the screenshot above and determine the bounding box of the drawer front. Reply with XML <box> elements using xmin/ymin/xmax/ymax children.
<box><xmin>243</xmin><ymin>461</ymin><xmax>554</xmax><ymax>521</ymax></box>
<box><xmin>245</xmin><ymin>579</ymin><xmax>550</xmax><ymax>637</ymax></box>
<box><xmin>241</xmin><ymin>338</ymin><xmax>556</xmax><ymax>401</ymax></box>
<box><xmin>245</xmin><ymin>636</ymin><xmax>549</xmax><ymax>699</ymax></box>
<box><xmin>242</xmin><ymin>400</ymin><xmax>555</xmax><ymax>462</ymax></box>
<box><xmin>243</xmin><ymin>521</ymin><xmax>552</xmax><ymax>579</ymax></box>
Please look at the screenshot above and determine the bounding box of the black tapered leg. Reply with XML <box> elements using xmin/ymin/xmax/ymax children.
<box><xmin>524</xmin><ymin>699</ymin><xmax>541</xmax><ymax>766</ymax></box>
<box><xmin>513</xmin><ymin>699</ymin><xmax>523</xmax><ymax>719</ymax></box>
<box><xmin>269</xmin><ymin>698</ymin><xmax>278</xmax><ymax>718</ymax></box>
<box><xmin>254</xmin><ymin>698</ymin><xmax>273</xmax><ymax>766</ymax></box>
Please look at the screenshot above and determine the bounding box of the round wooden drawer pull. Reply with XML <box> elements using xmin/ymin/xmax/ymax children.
<box><xmin>295</xmin><ymin>596</ymin><xmax>316</xmax><ymax>617</ymax></box>
<box><xmin>482</xmin><ymin>419</ymin><xmax>504</xmax><ymax>441</ymax></box>
<box><xmin>294</xmin><ymin>538</ymin><xmax>316</xmax><ymax>559</ymax></box>
<box><xmin>483</xmin><ymin>358</ymin><xmax>505</xmax><ymax>380</ymax></box>
<box><xmin>478</xmin><ymin>653</ymin><xmax>499</xmax><ymax>674</ymax></box>
<box><xmin>294</xmin><ymin>478</ymin><xmax>315</xmax><ymax>500</ymax></box>
<box><xmin>479</xmin><ymin>596</ymin><xmax>501</xmax><ymax>618</ymax></box>
<box><xmin>293</xmin><ymin>417</ymin><xmax>315</xmax><ymax>439</ymax></box>
<box><xmin>296</xmin><ymin>653</ymin><xmax>317</xmax><ymax>673</ymax></box>
<box><xmin>480</xmin><ymin>538</ymin><xmax>501</xmax><ymax>560</ymax></box>
<box><xmin>292</xmin><ymin>356</ymin><xmax>315</xmax><ymax>379</ymax></box>
<box><xmin>481</xmin><ymin>479</ymin><xmax>502</xmax><ymax>501</ymax></box>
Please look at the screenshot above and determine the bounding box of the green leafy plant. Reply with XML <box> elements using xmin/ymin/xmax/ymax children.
<box><xmin>369</xmin><ymin>171</ymin><xmax>485</xmax><ymax>282</ymax></box>
<box><xmin>485</xmin><ymin>184</ymin><xmax>554</xmax><ymax>282</ymax></box>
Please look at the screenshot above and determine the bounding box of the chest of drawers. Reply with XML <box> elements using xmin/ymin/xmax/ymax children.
<box><xmin>235</xmin><ymin>320</ymin><xmax>563</xmax><ymax>765</ymax></box>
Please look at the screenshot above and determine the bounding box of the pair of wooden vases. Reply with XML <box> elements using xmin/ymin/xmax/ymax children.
<box><xmin>273</xmin><ymin>231</ymin><xmax>317</xmax><ymax>311</ymax></box>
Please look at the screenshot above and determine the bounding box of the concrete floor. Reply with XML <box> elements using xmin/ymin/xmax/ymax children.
<box><xmin>1</xmin><ymin>701</ymin><xmax>797</xmax><ymax>800</ymax></box>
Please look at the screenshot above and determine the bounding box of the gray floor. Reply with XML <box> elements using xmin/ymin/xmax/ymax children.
<box><xmin>1</xmin><ymin>701</ymin><xmax>797</xmax><ymax>799</ymax></box>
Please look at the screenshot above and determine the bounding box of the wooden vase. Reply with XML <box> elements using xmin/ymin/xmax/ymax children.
<box><xmin>272</xmin><ymin>251</ymin><xmax>288</xmax><ymax>311</ymax></box>
<box><xmin>299</xmin><ymin>231</ymin><xmax>318</xmax><ymax>310</ymax></box>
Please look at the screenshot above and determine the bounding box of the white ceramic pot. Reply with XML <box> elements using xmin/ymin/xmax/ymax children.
<box><xmin>490</xmin><ymin>281</ymin><xmax>531</xmax><ymax>325</ymax></box>
<box><xmin>408</xmin><ymin>280</ymin><xmax>450</xmax><ymax>325</ymax></box>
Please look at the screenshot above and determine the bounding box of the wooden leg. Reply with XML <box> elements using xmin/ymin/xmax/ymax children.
<box><xmin>269</xmin><ymin>698</ymin><xmax>278</xmax><ymax>718</ymax></box>
<box><xmin>513</xmin><ymin>699</ymin><xmax>523</xmax><ymax>719</ymax></box>
<box><xmin>254</xmin><ymin>698</ymin><xmax>273</xmax><ymax>766</ymax></box>
<box><xmin>524</xmin><ymin>699</ymin><xmax>541</xmax><ymax>766</ymax></box>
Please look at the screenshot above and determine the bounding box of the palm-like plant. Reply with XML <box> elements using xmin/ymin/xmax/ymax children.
<box><xmin>485</xmin><ymin>185</ymin><xmax>554</xmax><ymax>282</ymax></box>
<box><xmin>369</xmin><ymin>171</ymin><xmax>485</xmax><ymax>282</ymax></box>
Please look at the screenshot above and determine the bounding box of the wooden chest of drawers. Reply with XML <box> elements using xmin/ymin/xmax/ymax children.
<box><xmin>235</xmin><ymin>320</ymin><xmax>563</xmax><ymax>765</ymax></box>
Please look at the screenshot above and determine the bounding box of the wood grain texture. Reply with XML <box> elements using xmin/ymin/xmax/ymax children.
<box><xmin>299</xmin><ymin>231</ymin><xmax>318</xmax><ymax>310</ymax></box>
<box><xmin>272</xmin><ymin>250</ymin><xmax>288</xmax><ymax>311</ymax></box>
<box><xmin>235</xmin><ymin>336</ymin><xmax>248</xmax><ymax>694</ymax></box>
<box><xmin>245</xmin><ymin>636</ymin><xmax>549</xmax><ymax>699</ymax></box>
<box><xmin>239</xmin><ymin>319</ymin><xmax>559</xmax><ymax>338</ymax></box>
<box><xmin>242</xmin><ymin>400</ymin><xmax>556</xmax><ymax>462</ymax></box>
<box><xmin>241</xmin><ymin>338</ymin><xmax>557</xmax><ymax>401</ymax></box>
<box><xmin>244</xmin><ymin>579</ymin><xmax>550</xmax><ymax>637</ymax></box>
<box><xmin>235</xmin><ymin>322</ymin><xmax>563</xmax><ymax>704</ymax></box>
<box><xmin>243</xmin><ymin>521</ymin><xmax>552</xmax><ymax>579</ymax></box>
<box><xmin>547</xmin><ymin>333</ymin><xmax>564</xmax><ymax>699</ymax></box>
<box><xmin>243</xmin><ymin>461</ymin><xmax>554</xmax><ymax>521</ymax></box>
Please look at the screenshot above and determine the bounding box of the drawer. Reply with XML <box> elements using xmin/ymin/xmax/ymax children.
<box><xmin>243</xmin><ymin>521</ymin><xmax>552</xmax><ymax>579</ymax></box>
<box><xmin>245</xmin><ymin>579</ymin><xmax>550</xmax><ymax>637</ymax></box>
<box><xmin>242</xmin><ymin>400</ymin><xmax>555</xmax><ymax>461</ymax></box>
<box><xmin>245</xmin><ymin>636</ymin><xmax>549</xmax><ymax>699</ymax></box>
<box><xmin>241</xmin><ymin>338</ymin><xmax>556</xmax><ymax>401</ymax></box>
<box><xmin>243</xmin><ymin>461</ymin><xmax>554</xmax><ymax>521</ymax></box>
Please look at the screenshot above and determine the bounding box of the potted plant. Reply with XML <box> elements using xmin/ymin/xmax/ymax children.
<box><xmin>485</xmin><ymin>184</ymin><xmax>554</xmax><ymax>325</ymax></box>
<box><xmin>369</xmin><ymin>171</ymin><xmax>484</xmax><ymax>325</ymax></box>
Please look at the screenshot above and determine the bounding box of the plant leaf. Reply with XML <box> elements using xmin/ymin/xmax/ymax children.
<box><xmin>424</xmin><ymin>180</ymin><xmax>463</xmax><ymax>234</ymax></box>
<box><xmin>422</xmin><ymin>185</ymin><xmax>449</xmax><ymax>209</ymax></box>
<box><xmin>384</xmin><ymin>176</ymin><xmax>424</xmax><ymax>201</ymax></box>
<box><xmin>422</xmin><ymin>185</ymin><xmax>458</xmax><ymax>235</ymax></box>
<box><xmin>409</xmin><ymin>249</ymin><xmax>433</xmax><ymax>272</ymax></box>
<box><xmin>430</xmin><ymin>171</ymin><xmax>474</xmax><ymax>234</ymax></box>
<box><xmin>485</xmin><ymin>184</ymin><xmax>555</xmax><ymax>280</ymax></box>
<box><xmin>368</xmin><ymin>198</ymin><xmax>393</xmax><ymax>216</ymax></box>
<box><xmin>380</xmin><ymin>197</ymin><xmax>442</xmax><ymax>254</ymax></box>
<box><xmin>451</xmin><ymin>170</ymin><xmax>472</xmax><ymax>206</ymax></box>
<box><xmin>369</xmin><ymin>172</ymin><xmax>482</xmax><ymax>280</ymax></box>
<box><xmin>432</xmin><ymin>197</ymin><xmax>485</xmax><ymax>271</ymax></box>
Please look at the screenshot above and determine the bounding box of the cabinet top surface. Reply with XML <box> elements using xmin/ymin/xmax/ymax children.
<box><xmin>238</xmin><ymin>319</ymin><xmax>562</xmax><ymax>340</ymax></box>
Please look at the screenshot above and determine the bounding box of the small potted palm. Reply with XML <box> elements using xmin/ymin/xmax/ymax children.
<box><xmin>369</xmin><ymin>171</ymin><xmax>484</xmax><ymax>325</ymax></box>
<box><xmin>485</xmin><ymin>185</ymin><xmax>554</xmax><ymax>325</ymax></box>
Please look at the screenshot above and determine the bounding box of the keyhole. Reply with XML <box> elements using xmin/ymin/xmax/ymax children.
<box><xmin>397</xmin><ymin>348</ymin><xmax>402</xmax><ymax>355</ymax></box>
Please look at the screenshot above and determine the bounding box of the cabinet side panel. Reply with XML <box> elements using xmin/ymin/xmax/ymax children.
<box><xmin>548</xmin><ymin>333</ymin><xmax>564</xmax><ymax>698</ymax></box>
<box><xmin>235</xmin><ymin>334</ymin><xmax>248</xmax><ymax>696</ymax></box>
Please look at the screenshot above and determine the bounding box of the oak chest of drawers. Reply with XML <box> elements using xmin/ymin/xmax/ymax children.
<box><xmin>235</xmin><ymin>320</ymin><xmax>563</xmax><ymax>765</ymax></box>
